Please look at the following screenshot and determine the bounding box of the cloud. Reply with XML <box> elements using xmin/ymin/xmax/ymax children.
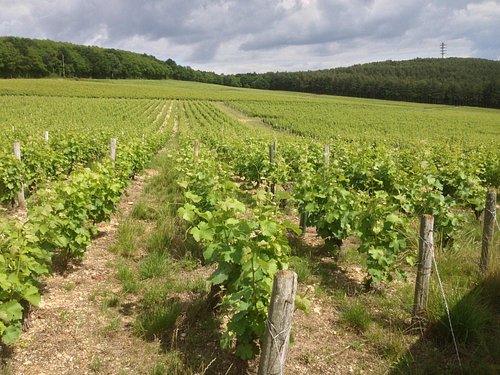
<box><xmin>0</xmin><ymin>0</ymin><xmax>498</xmax><ymax>73</ymax></box>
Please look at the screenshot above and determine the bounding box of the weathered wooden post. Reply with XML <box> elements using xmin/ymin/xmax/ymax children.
<box><xmin>13</xmin><ymin>142</ymin><xmax>26</xmax><ymax>209</ymax></box>
<box><xmin>480</xmin><ymin>189</ymin><xmax>496</xmax><ymax>274</ymax></box>
<box><xmin>44</xmin><ymin>130</ymin><xmax>49</xmax><ymax>142</ymax></box>
<box><xmin>324</xmin><ymin>144</ymin><xmax>330</xmax><ymax>164</ymax></box>
<box><xmin>269</xmin><ymin>144</ymin><xmax>275</xmax><ymax>195</ymax></box>
<box><xmin>412</xmin><ymin>215</ymin><xmax>434</xmax><ymax>323</ymax></box>
<box><xmin>299</xmin><ymin>212</ymin><xmax>308</xmax><ymax>237</ymax></box>
<box><xmin>258</xmin><ymin>270</ymin><xmax>297</xmax><ymax>375</ymax></box>
<box><xmin>194</xmin><ymin>140</ymin><xmax>199</xmax><ymax>161</ymax></box>
<box><xmin>110</xmin><ymin>138</ymin><xmax>117</xmax><ymax>162</ymax></box>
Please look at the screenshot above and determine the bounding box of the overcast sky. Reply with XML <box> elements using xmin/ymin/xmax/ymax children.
<box><xmin>1</xmin><ymin>0</ymin><xmax>499</xmax><ymax>73</ymax></box>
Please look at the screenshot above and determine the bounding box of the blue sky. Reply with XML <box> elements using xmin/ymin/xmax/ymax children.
<box><xmin>1</xmin><ymin>0</ymin><xmax>499</xmax><ymax>73</ymax></box>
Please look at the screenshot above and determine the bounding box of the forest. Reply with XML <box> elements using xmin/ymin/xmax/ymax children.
<box><xmin>1</xmin><ymin>36</ymin><xmax>499</xmax><ymax>108</ymax></box>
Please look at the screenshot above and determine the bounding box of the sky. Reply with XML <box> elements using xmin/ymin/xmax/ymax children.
<box><xmin>1</xmin><ymin>0</ymin><xmax>499</xmax><ymax>74</ymax></box>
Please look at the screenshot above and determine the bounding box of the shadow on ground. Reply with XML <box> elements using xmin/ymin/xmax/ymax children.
<box><xmin>388</xmin><ymin>271</ymin><xmax>500</xmax><ymax>375</ymax></box>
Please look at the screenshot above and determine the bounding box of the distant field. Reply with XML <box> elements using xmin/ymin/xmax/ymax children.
<box><xmin>1</xmin><ymin>78</ymin><xmax>498</xmax><ymax>147</ymax></box>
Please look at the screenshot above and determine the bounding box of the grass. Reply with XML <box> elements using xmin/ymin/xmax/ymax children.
<box><xmin>100</xmin><ymin>316</ymin><xmax>121</xmax><ymax>337</ymax></box>
<box><xmin>133</xmin><ymin>298</ymin><xmax>182</xmax><ymax>341</ymax></box>
<box><xmin>149</xmin><ymin>353</ymin><xmax>186</xmax><ymax>375</ymax></box>
<box><xmin>132</xmin><ymin>200</ymin><xmax>158</xmax><ymax>220</ymax></box>
<box><xmin>103</xmin><ymin>295</ymin><xmax>121</xmax><ymax>308</ymax></box>
<box><xmin>340</xmin><ymin>301</ymin><xmax>372</xmax><ymax>332</ymax></box>
<box><xmin>112</xmin><ymin>217</ymin><xmax>146</xmax><ymax>258</ymax></box>
<box><xmin>116</xmin><ymin>262</ymin><xmax>139</xmax><ymax>294</ymax></box>
<box><xmin>289</xmin><ymin>255</ymin><xmax>314</xmax><ymax>283</ymax></box>
<box><xmin>139</xmin><ymin>251</ymin><xmax>171</xmax><ymax>280</ymax></box>
<box><xmin>146</xmin><ymin>217</ymin><xmax>175</xmax><ymax>254</ymax></box>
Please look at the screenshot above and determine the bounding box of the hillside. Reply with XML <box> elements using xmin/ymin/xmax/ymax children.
<box><xmin>231</xmin><ymin>58</ymin><xmax>500</xmax><ymax>108</ymax></box>
<box><xmin>1</xmin><ymin>36</ymin><xmax>499</xmax><ymax>108</ymax></box>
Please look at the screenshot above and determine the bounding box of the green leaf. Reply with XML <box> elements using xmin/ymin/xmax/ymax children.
<box><xmin>178</xmin><ymin>204</ymin><xmax>196</xmax><ymax>223</ymax></box>
<box><xmin>22</xmin><ymin>285</ymin><xmax>41</xmax><ymax>306</ymax></box>
<box><xmin>386</xmin><ymin>213</ymin><xmax>401</xmax><ymax>224</ymax></box>
<box><xmin>235</xmin><ymin>341</ymin><xmax>256</xmax><ymax>360</ymax></box>
<box><xmin>185</xmin><ymin>191</ymin><xmax>202</xmax><ymax>203</ymax></box>
<box><xmin>210</xmin><ymin>265</ymin><xmax>230</xmax><ymax>285</ymax></box>
<box><xmin>260</xmin><ymin>220</ymin><xmax>277</xmax><ymax>237</ymax></box>
<box><xmin>225</xmin><ymin>218</ymin><xmax>240</xmax><ymax>226</ymax></box>
<box><xmin>1</xmin><ymin>323</ymin><xmax>20</xmax><ymax>345</ymax></box>
<box><xmin>190</xmin><ymin>222</ymin><xmax>214</xmax><ymax>242</ymax></box>
<box><xmin>0</xmin><ymin>301</ymin><xmax>23</xmax><ymax>323</ymax></box>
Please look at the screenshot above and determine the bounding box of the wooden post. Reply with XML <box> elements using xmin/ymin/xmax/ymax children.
<box><xmin>324</xmin><ymin>144</ymin><xmax>330</xmax><ymax>164</ymax></box>
<box><xmin>44</xmin><ymin>130</ymin><xmax>49</xmax><ymax>142</ymax></box>
<box><xmin>412</xmin><ymin>215</ymin><xmax>434</xmax><ymax>323</ymax></box>
<box><xmin>258</xmin><ymin>270</ymin><xmax>297</xmax><ymax>375</ymax></box>
<box><xmin>299</xmin><ymin>212</ymin><xmax>308</xmax><ymax>237</ymax></box>
<box><xmin>269</xmin><ymin>144</ymin><xmax>275</xmax><ymax>195</ymax></box>
<box><xmin>110</xmin><ymin>138</ymin><xmax>117</xmax><ymax>162</ymax></box>
<box><xmin>194</xmin><ymin>140</ymin><xmax>199</xmax><ymax>161</ymax></box>
<box><xmin>13</xmin><ymin>142</ymin><xmax>26</xmax><ymax>209</ymax></box>
<box><xmin>480</xmin><ymin>189</ymin><xmax>496</xmax><ymax>274</ymax></box>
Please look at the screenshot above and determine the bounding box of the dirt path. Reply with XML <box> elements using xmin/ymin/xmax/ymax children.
<box><xmin>212</xmin><ymin>102</ymin><xmax>273</xmax><ymax>132</ymax></box>
<box><xmin>6</xmin><ymin>173</ymin><xmax>166</xmax><ymax>375</ymax></box>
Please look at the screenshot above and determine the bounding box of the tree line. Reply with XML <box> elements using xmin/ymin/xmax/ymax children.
<box><xmin>0</xmin><ymin>36</ymin><xmax>221</xmax><ymax>82</ymax></box>
<box><xmin>230</xmin><ymin>58</ymin><xmax>500</xmax><ymax>108</ymax></box>
<box><xmin>1</xmin><ymin>36</ymin><xmax>499</xmax><ymax>108</ymax></box>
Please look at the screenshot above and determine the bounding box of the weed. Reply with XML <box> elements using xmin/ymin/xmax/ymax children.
<box><xmin>101</xmin><ymin>316</ymin><xmax>121</xmax><ymax>337</ymax></box>
<box><xmin>160</xmin><ymin>275</ymin><xmax>207</xmax><ymax>294</ymax></box>
<box><xmin>429</xmin><ymin>283</ymin><xmax>495</xmax><ymax>345</ymax></box>
<box><xmin>59</xmin><ymin>309</ymin><xmax>71</xmax><ymax>323</ymax></box>
<box><xmin>116</xmin><ymin>262</ymin><xmax>139</xmax><ymax>294</ymax></box>
<box><xmin>103</xmin><ymin>295</ymin><xmax>121</xmax><ymax>308</ymax></box>
<box><xmin>146</xmin><ymin>217</ymin><xmax>175</xmax><ymax>254</ymax></box>
<box><xmin>89</xmin><ymin>356</ymin><xmax>103</xmax><ymax>373</ymax></box>
<box><xmin>139</xmin><ymin>251</ymin><xmax>171</xmax><ymax>280</ymax></box>
<box><xmin>300</xmin><ymin>352</ymin><xmax>313</xmax><ymax>364</ymax></box>
<box><xmin>150</xmin><ymin>352</ymin><xmax>184</xmax><ymax>374</ymax></box>
<box><xmin>340</xmin><ymin>301</ymin><xmax>372</xmax><ymax>332</ymax></box>
<box><xmin>132</xmin><ymin>200</ymin><xmax>158</xmax><ymax>220</ymax></box>
<box><xmin>63</xmin><ymin>282</ymin><xmax>76</xmax><ymax>291</ymax></box>
<box><xmin>290</xmin><ymin>255</ymin><xmax>313</xmax><ymax>282</ymax></box>
<box><xmin>177</xmin><ymin>252</ymin><xmax>199</xmax><ymax>271</ymax></box>
<box><xmin>134</xmin><ymin>298</ymin><xmax>182</xmax><ymax>341</ymax></box>
<box><xmin>112</xmin><ymin>218</ymin><xmax>145</xmax><ymax>258</ymax></box>
<box><xmin>367</xmin><ymin>326</ymin><xmax>407</xmax><ymax>360</ymax></box>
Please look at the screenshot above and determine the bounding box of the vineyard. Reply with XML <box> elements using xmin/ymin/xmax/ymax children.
<box><xmin>0</xmin><ymin>79</ymin><xmax>499</xmax><ymax>374</ymax></box>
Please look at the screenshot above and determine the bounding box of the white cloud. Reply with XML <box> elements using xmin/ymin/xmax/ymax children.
<box><xmin>0</xmin><ymin>0</ymin><xmax>497</xmax><ymax>73</ymax></box>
